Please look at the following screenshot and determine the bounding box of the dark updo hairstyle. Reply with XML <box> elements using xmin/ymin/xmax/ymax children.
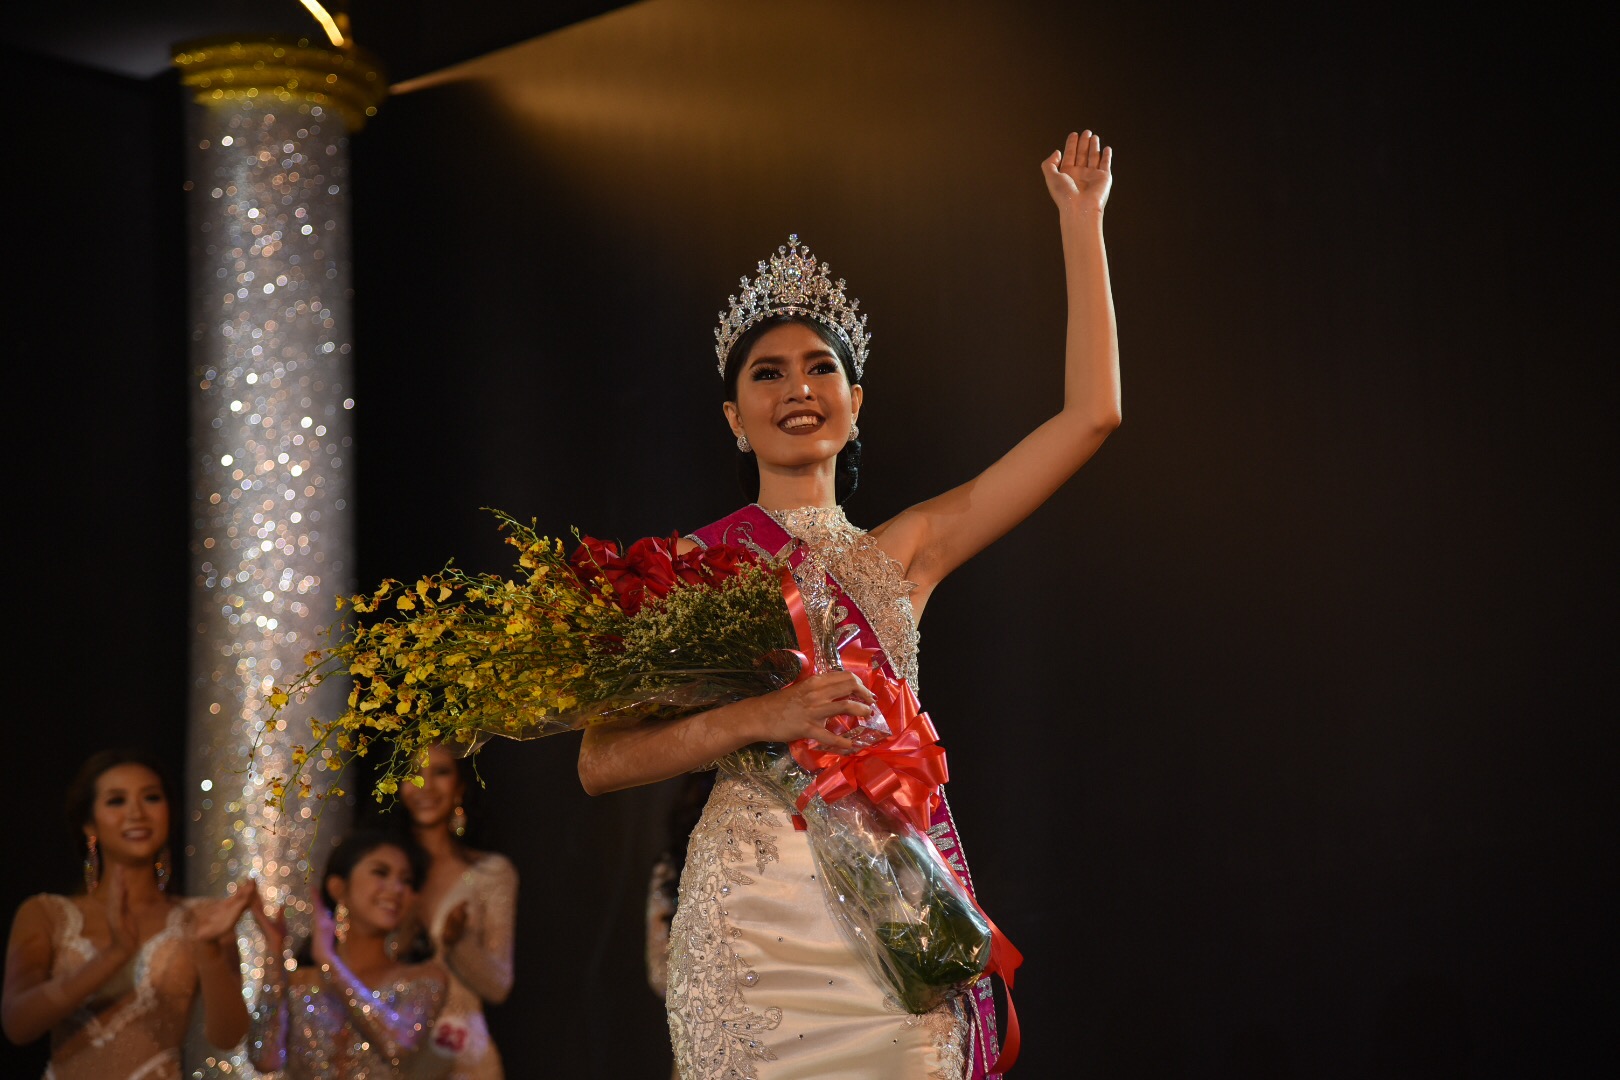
<box><xmin>64</xmin><ymin>747</ymin><xmax>178</xmax><ymax>847</ymax></box>
<box><xmin>296</xmin><ymin>827</ymin><xmax>432</xmax><ymax>964</ymax></box>
<box><xmin>722</xmin><ymin>313</ymin><xmax>863</xmax><ymax>504</ymax></box>
<box><xmin>319</xmin><ymin>826</ymin><xmax>429</xmax><ymax>910</ymax></box>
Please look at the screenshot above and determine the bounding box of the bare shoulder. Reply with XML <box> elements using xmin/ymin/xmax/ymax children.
<box><xmin>675</xmin><ymin>537</ymin><xmax>699</xmax><ymax>555</ymax></box>
<box><xmin>469</xmin><ymin>850</ymin><xmax>518</xmax><ymax>884</ymax></box>
<box><xmin>8</xmin><ymin>893</ymin><xmax>62</xmax><ymax>937</ymax></box>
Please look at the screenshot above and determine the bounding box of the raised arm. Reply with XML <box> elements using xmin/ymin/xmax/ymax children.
<box><xmin>188</xmin><ymin>880</ymin><xmax>258</xmax><ymax>1049</ymax></box>
<box><xmin>245</xmin><ymin>895</ymin><xmax>290</xmax><ymax>1071</ymax></box>
<box><xmin>441</xmin><ymin>856</ymin><xmax>518</xmax><ymax>1004</ymax></box>
<box><xmin>876</xmin><ymin>130</ymin><xmax>1120</xmax><ymax>607</ymax></box>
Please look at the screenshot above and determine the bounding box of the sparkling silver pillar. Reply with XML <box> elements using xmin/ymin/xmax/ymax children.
<box><xmin>175</xmin><ymin>36</ymin><xmax>384</xmax><ymax>1078</ymax></box>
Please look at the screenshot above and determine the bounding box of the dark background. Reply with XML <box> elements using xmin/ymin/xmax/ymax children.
<box><xmin>1</xmin><ymin>2</ymin><xmax>1610</xmax><ymax>1078</ymax></box>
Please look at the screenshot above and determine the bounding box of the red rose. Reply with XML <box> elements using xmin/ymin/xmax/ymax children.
<box><xmin>572</xmin><ymin>534</ymin><xmax>757</xmax><ymax>616</ymax></box>
<box><xmin>697</xmin><ymin>544</ymin><xmax>753</xmax><ymax>579</ymax></box>
<box><xmin>668</xmin><ymin>534</ymin><xmax>709</xmax><ymax>587</ymax></box>
<box><xmin>569</xmin><ymin>536</ymin><xmax>622</xmax><ymax>594</ymax></box>
<box><xmin>613</xmin><ymin>536</ymin><xmax>679</xmax><ymax>614</ymax></box>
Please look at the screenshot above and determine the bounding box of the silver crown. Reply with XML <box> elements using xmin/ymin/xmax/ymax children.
<box><xmin>715</xmin><ymin>234</ymin><xmax>870</xmax><ymax>380</ymax></box>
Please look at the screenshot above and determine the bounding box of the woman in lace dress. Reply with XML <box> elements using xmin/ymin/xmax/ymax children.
<box><xmin>1</xmin><ymin>749</ymin><xmax>257</xmax><ymax>1080</ymax></box>
<box><xmin>397</xmin><ymin>743</ymin><xmax>518</xmax><ymax>1080</ymax></box>
<box><xmin>578</xmin><ymin>130</ymin><xmax>1120</xmax><ymax>1079</ymax></box>
<box><xmin>248</xmin><ymin>827</ymin><xmax>450</xmax><ymax>1079</ymax></box>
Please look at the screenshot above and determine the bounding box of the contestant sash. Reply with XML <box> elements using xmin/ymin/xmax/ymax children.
<box><xmin>689</xmin><ymin>504</ymin><xmax>1007</xmax><ymax>1079</ymax></box>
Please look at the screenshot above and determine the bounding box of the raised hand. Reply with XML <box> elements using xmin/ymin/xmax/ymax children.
<box><xmin>98</xmin><ymin>866</ymin><xmax>140</xmax><ymax>963</ymax></box>
<box><xmin>192</xmin><ymin>879</ymin><xmax>258</xmax><ymax>956</ymax></box>
<box><xmin>249</xmin><ymin>893</ymin><xmax>289</xmax><ymax>960</ymax></box>
<box><xmin>307</xmin><ymin>883</ymin><xmax>337</xmax><ymax>967</ymax></box>
<box><xmin>1042</xmin><ymin>129</ymin><xmax>1113</xmax><ymax>215</ymax></box>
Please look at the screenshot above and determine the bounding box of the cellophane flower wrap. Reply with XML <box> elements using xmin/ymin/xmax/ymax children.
<box><xmin>265</xmin><ymin>508</ymin><xmax>992</xmax><ymax>1012</ymax></box>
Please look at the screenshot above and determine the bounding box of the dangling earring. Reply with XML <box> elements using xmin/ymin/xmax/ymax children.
<box><xmin>154</xmin><ymin>846</ymin><xmax>172</xmax><ymax>893</ymax></box>
<box><xmin>736</xmin><ymin>433</ymin><xmax>751</xmax><ymax>453</ymax></box>
<box><xmin>848</xmin><ymin>421</ymin><xmax>860</xmax><ymax>443</ymax></box>
<box><xmin>334</xmin><ymin>903</ymin><xmax>350</xmax><ymax>945</ymax></box>
<box><xmin>451</xmin><ymin>803</ymin><xmax>468</xmax><ymax>839</ymax></box>
<box><xmin>83</xmin><ymin>835</ymin><xmax>101</xmax><ymax>894</ymax></box>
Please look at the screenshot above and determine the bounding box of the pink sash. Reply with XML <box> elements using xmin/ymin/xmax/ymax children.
<box><xmin>688</xmin><ymin>504</ymin><xmax>1006</xmax><ymax>1079</ymax></box>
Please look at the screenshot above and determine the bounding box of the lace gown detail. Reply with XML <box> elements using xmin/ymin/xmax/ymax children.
<box><xmin>427</xmin><ymin>853</ymin><xmax>518</xmax><ymax>1080</ymax></box>
<box><xmin>35</xmin><ymin>893</ymin><xmax>201</xmax><ymax>1080</ymax></box>
<box><xmin>668</xmin><ymin>507</ymin><xmax>967</xmax><ymax>1080</ymax></box>
<box><xmin>761</xmin><ymin>505</ymin><xmax>921</xmax><ymax>690</ymax></box>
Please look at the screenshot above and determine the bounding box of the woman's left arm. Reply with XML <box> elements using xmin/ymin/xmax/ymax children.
<box><xmin>188</xmin><ymin>882</ymin><xmax>258</xmax><ymax>1049</ymax></box>
<box><xmin>879</xmin><ymin>130</ymin><xmax>1119</xmax><ymax>601</ymax></box>
<box><xmin>443</xmin><ymin>857</ymin><xmax>517</xmax><ymax>1004</ymax></box>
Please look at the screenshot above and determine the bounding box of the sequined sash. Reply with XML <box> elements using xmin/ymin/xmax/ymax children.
<box><xmin>688</xmin><ymin>504</ymin><xmax>1004</xmax><ymax>1078</ymax></box>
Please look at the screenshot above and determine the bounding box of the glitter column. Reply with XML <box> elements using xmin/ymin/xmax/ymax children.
<box><xmin>173</xmin><ymin>36</ymin><xmax>384</xmax><ymax>1078</ymax></box>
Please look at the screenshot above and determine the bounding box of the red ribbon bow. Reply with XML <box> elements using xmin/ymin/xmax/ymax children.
<box><xmin>775</xmin><ymin>567</ymin><xmax>1023</xmax><ymax>1074</ymax></box>
<box><xmin>790</xmin><ymin>685</ymin><xmax>948</xmax><ymax>832</ymax></box>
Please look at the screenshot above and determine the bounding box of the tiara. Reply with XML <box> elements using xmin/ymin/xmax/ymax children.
<box><xmin>715</xmin><ymin>234</ymin><xmax>870</xmax><ymax>380</ymax></box>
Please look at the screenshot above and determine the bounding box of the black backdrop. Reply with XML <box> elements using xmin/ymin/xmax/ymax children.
<box><xmin>2</xmin><ymin>2</ymin><xmax>1610</xmax><ymax>1077</ymax></box>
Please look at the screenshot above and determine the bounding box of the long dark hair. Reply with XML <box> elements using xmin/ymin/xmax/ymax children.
<box><xmin>722</xmin><ymin>313</ymin><xmax>863</xmax><ymax>504</ymax></box>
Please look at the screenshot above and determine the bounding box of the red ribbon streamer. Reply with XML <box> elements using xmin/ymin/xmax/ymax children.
<box><xmin>775</xmin><ymin>567</ymin><xmax>1022</xmax><ymax>1073</ymax></box>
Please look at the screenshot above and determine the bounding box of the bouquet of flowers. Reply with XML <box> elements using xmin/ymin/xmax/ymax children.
<box><xmin>263</xmin><ymin>509</ymin><xmax>793</xmax><ymax>801</ymax></box>
<box><xmin>266</xmin><ymin>508</ymin><xmax>1000</xmax><ymax>1014</ymax></box>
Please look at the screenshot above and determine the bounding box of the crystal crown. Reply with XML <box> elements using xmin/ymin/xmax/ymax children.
<box><xmin>715</xmin><ymin>234</ymin><xmax>870</xmax><ymax>380</ymax></box>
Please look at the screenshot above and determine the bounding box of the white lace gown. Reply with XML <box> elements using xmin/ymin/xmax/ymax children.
<box><xmin>424</xmin><ymin>853</ymin><xmax>518</xmax><ymax>1080</ymax></box>
<box><xmin>30</xmin><ymin>893</ymin><xmax>200</xmax><ymax>1080</ymax></box>
<box><xmin>666</xmin><ymin>507</ymin><xmax>969</xmax><ymax>1080</ymax></box>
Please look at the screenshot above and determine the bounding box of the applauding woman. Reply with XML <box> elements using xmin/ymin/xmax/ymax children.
<box><xmin>397</xmin><ymin>743</ymin><xmax>517</xmax><ymax>1080</ymax></box>
<box><xmin>1</xmin><ymin>748</ymin><xmax>255</xmax><ymax>1079</ymax></box>
<box><xmin>248</xmin><ymin>827</ymin><xmax>450</xmax><ymax>1079</ymax></box>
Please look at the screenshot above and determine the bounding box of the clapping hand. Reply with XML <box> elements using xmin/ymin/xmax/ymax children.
<box><xmin>98</xmin><ymin>866</ymin><xmax>141</xmax><ymax>964</ymax></box>
<box><xmin>439</xmin><ymin>901</ymin><xmax>470</xmax><ymax>947</ymax></box>
<box><xmin>1042</xmin><ymin>129</ymin><xmax>1113</xmax><ymax>214</ymax></box>
<box><xmin>306</xmin><ymin>883</ymin><xmax>338</xmax><ymax>967</ymax></box>
<box><xmin>248</xmin><ymin>885</ymin><xmax>290</xmax><ymax>960</ymax></box>
<box><xmin>191</xmin><ymin>878</ymin><xmax>259</xmax><ymax>959</ymax></box>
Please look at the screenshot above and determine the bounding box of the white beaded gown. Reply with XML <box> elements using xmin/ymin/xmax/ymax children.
<box><xmin>666</xmin><ymin>506</ymin><xmax>971</xmax><ymax>1080</ymax></box>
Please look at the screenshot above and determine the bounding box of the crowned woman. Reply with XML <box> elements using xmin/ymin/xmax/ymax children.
<box><xmin>576</xmin><ymin>130</ymin><xmax>1119</xmax><ymax>1079</ymax></box>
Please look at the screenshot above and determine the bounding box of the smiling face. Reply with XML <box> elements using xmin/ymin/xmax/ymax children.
<box><xmin>724</xmin><ymin>320</ymin><xmax>862</xmax><ymax>473</ymax></box>
<box><xmin>84</xmin><ymin>763</ymin><xmax>169</xmax><ymax>866</ymax></box>
<box><xmin>329</xmin><ymin>844</ymin><xmax>416</xmax><ymax>936</ymax></box>
<box><xmin>398</xmin><ymin>743</ymin><xmax>464</xmax><ymax>831</ymax></box>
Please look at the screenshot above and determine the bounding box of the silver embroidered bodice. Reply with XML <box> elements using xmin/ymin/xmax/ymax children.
<box><xmin>761</xmin><ymin>504</ymin><xmax>921</xmax><ymax>691</ymax></box>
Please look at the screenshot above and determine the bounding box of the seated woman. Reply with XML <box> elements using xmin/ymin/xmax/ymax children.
<box><xmin>1</xmin><ymin>748</ymin><xmax>256</xmax><ymax>1080</ymax></box>
<box><xmin>248</xmin><ymin>828</ymin><xmax>450</xmax><ymax>1079</ymax></box>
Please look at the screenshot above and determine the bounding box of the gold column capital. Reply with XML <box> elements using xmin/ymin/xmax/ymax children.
<box><xmin>173</xmin><ymin>36</ymin><xmax>387</xmax><ymax>132</ymax></box>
